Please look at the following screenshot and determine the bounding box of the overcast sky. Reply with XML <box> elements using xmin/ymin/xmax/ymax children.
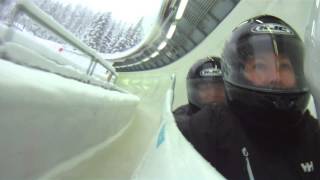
<box><xmin>61</xmin><ymin>0</ymin><xmax>163</xmax><ymax>24</ymax></box>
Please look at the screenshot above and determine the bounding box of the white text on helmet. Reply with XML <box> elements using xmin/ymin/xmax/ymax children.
<box><xmin>200</xmin><ymin>66</ymin><xmax>222</xmax><ymax>77</ymax></box>
<box><xmin>251</xmin><ymin>23</ymin><xmax>294</xmax><ymax>35</ymax></box>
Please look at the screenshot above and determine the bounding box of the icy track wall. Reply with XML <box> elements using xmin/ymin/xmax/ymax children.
<box><xmin>131</xmin><ymin>87</ymin><xmax>225</xmax><ymax>180</ymax></box>
<box><xmin>0</xmin><ymin>60</ymin><xmax>140</xmax><ymax>180</ymax></box>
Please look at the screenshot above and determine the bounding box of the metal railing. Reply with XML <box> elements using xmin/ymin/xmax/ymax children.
<box><xmin>6</xmin><ymin>0</ymin><xmax>118</xmax><ymax>80</ymax></box>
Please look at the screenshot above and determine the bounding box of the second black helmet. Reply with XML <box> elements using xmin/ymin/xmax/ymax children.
<box><xmin>187</xmin><ymin>56</ymin><xmax>224</xmax><ymax>108</ymax></box>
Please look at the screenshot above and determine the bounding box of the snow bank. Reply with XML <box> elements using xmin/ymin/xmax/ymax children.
<box><xmin>0</xmin><ymin>24</ymin><xmax>120</xmax><ymax>90</ymax></box>
<box><xmin>0</xmin><ymin>24</ymin><xmax>84</xmax><ymax>71</ymax></box>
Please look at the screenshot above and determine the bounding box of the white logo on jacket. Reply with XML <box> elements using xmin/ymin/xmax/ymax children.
<box><xmin>300</xmin><ymin>161</ymin><xmax>314</xmax><ymax>173</ymax></box>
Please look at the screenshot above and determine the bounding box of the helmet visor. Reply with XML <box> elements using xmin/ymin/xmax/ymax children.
<box><xmin>187</xmin><ymin>79</ymin><xmax>225</xmax><ymax>108</ymax></box>
<box><xmin>225</xmin><ymin>34</ymin><xmax>309</xmax><ymax>93</ymax></box>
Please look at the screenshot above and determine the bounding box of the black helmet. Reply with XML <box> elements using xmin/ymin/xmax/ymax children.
<box><xmin>187</xmin><ymin>56</ymin><xmax>224</xmax><ymax>109</ymax></box>
<box><xmin>222</xmin><ymin>15</ymin><xmax>310</xmax><ymax>132</ymax></box>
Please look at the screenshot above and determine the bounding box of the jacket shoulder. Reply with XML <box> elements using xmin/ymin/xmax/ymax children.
<box><xmin>173</xmin><ymin>104</ymin><xmax>190</xmax><ymax>115</ymax></box>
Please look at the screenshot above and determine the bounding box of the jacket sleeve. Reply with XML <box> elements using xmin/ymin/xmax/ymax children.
<box><xmin>173</xmin><ymin>105</ymin><xmax>192</xmax><ymax>140</ymax></box>
<box><xmin>187</xmin><ymin>106</ymin><xmax>218</xmax><ymax>166</ymax></box>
